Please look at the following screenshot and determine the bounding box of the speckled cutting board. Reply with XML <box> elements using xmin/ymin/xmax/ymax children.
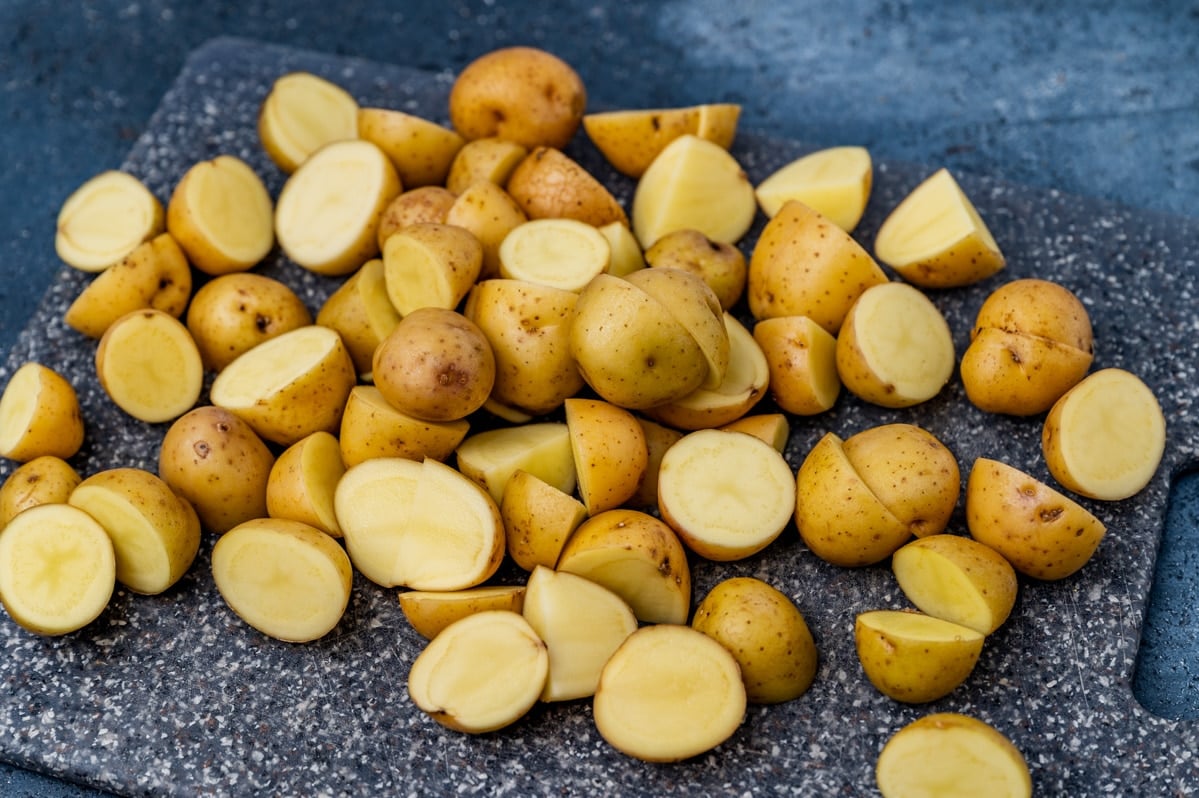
<box><xmin>2</xmin><ymin>36</ymin><xmax>1197</xmax><ymax>797</ymax></box>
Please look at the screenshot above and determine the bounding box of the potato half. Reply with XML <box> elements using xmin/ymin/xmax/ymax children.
<box><xmin>95</xmin><ymin>309</ymin><xmax>204</xmax><ymax>424</ymax></box>
<box><xmin>0</xmin><ymin>362</ymin><xmax>85</xmax><ymax>462</ymax></box>
<box><xmin>258</xmin><ymin>71</ymin><xmax>359</xmax><ymax>174</ymax></box>
<box><xmin>167</xmin><ymin>155</ymin><xmax>274</xmax><ymax>275</ymax></box>
<box><xmin>755</xmin><ymin>146</ymin><xmax>872</xmax><ymax>232</ymax></box>
<box><xmin>399</xmin><ymin>586</ymin><xmax>527</xmax><ymax>641</ymax></box>
<box><xmin>55</xmin><ymin>170</ymin><xmax>164</xmax><ymax>272</ymax></box>
<box><xmin>892</xmin><ymin>534</ymin><xmax>1018</xmax><ymax>635</ymax></box>
<box><xmin>0</xmin><ymin>456</ymin><xmax>81</xmax><ymax>529</ymax></box>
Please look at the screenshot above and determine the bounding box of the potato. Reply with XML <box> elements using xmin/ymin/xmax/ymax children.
<box><xmin>522</xmin><ymin>565</ymin><xmax>638</xmax><ymax>701</ymax></box>
<box><xmin>597</xmin><ymin>220</ymin><xmax>646</xmax><ymax>277</ymax></box>
<box><xmin>593</xmin><ymin>624</ymin><xmax>746</xmax><ymax>762</ymax></box>
<box><xmin>274</xmin><ymin>139</ymin><xmax>402</xmax><ymax>276</ymax></box>
<box><xmin>158</xmin><ymin>405</ymin><xmax>275</xmax><ymax>534</ymax></box>
<box><xmin>334</xmin><ymin>457</ymin><xmax>504</xmax><ymax>590</ymax></box>
<box><xmin>315</xmin><ymin>258</ymin><xmax>399</xmax><ymax>376</ymax></box>
<box><xmin>691</xmin><ymin>577</ymin><xmax>818</xmax><ymax>704</ymax></box>
<box><xmin>444</xmin><ymin>179</ymin><xmax>528</xmax><ymax>279</ymax></box>
<box><xmin>382</xmin><ymin>222</ymin><xmax>483</xmax><ymax>314</ymax></box>
<box><xmin>265</xmin><ymin>430</ymin><xmax>345</xmax><ymax>538</ymax></box>
<box><xmin>626</xmin><ymin>267</ymin><xmax>730</xmax><ymax>390</ymax></box>
<box><xmin>166</xmin><ymin>154</ymin><xmax>274</xmax><ymax>275</ymax></box>
<box><xmin>753</xmin><ymin>315</ymin><xmax>841</xmax><ymax>416</ymax></box>
<box><xmin>506</xmin><ymin>146</ymin><xmax>629</xmax><ymax>227</ymax></box>
<box><xmin>0</xmin><ymin>362</ymin><xmax>85</xmax><ymax>462</ymax></box>
<box><xmin>187</xmin><ymin>272</ymin><xmax>313</xmax><ymax>373</ymax></box>
<box><xmin>582</xmin><ymin>103</ymin><xmax>741</xmax><ymax>178</ymax></box>
<box><xmin>448</xmin><ymin>46</ymin><xmax>586</xmax><ymax>150</ymax></box>
<box><xmin>874</xmin><ymin>168</ymin><xmax>1006</xmax><ymax>289</ymax></box>
<box><xmin>720</xmin><ymin>412</ymin><xmax>790</xmax><ymax>453</ymax></box>
<box><xmin>564</xmin><ymin>397</ymin><xmax>647</xmax><ymax>515</ymax></box>
<box><xmin>338</xmin><ymin>385</ymin><xmax>469</xmax><ymax>467</ymax></box>
<box><xmin>407</xmin><ymin>609</ymin><xmax>549</xmax><ymax>734</ymax></box>
<box><xmin>658</xmin><ymin>429</ymin><xmax>795</xmax><ymax>561</ymax></box>
<box><xmin>68</xmin><ymin>467</ymin><xmax>200</xmax><ymax>595</ymax></box>
<box><xmin>0</xmin><ymin>456</ymin><xmax>81</xmax><ymax>529</ymax></box>
<box><xmin>965</xmin><ymin>457</ymin><xmax>1106</xmax><ymax>580</ymax></box>
<box><xmin>212</xmin><ymin>517</ymin><xmax>353</xmax><ymax>643</ymax></box>
<box><xmin>501</xmin><ymin>469</ymin><xmax>588</xmax><ymax>572</ymax></box>
<box><xmin>631</xmin><ymin>134</ymin><xmax>756</xmax><ymax>249</ymax></box>
<box><xmin>556</xmin><ymin>508</ymin><xmax>691</xmax><ymax>625</ymax></box>
<box><xmin>498</xmin><ymin>218</ymin><xmax>610</xmax><ymax>291</ymax></box>
<box><xmin>960</xmin><ymin>277</ymin><xmax>1093</xmax><ymax>415</ymax></box>
<box><xmin>64</xmin><ymin>232</ymin><xmax>192</xmax><ymax>338</ymax></box>
<box><xmin>454</xmin><ymin>421</ymin><xmax>576</xmax><ymax>505</ymax></box>
<box><xmin>835</xmin><ymin>281</ymin><xmax>956</xmax><ymax>408</ymax></box>
<box><xmin>854</xmin><ymin>609</ymin><xmax>984</xmax><ymax>703</ymax></box>
<box><xmin>95</xmin><ymin>309</ymin><xmax>204</xmax><ymax>424</ymax></box>
<box><xmin>399</xmin><ymin>585</ymin><xmax>527</xmax><ymax>640</ymax></box>
<box><xmin>892</xmin><ymin>534</ymin><xmax>1018</xmax><ymax>635</ymax></box>
<box><xmin>375</xmin><ymin>186</ymin><xmax>457</xmax><ymax>249</ymax></box>
<box><xmin>257</xmin><ymin>71</ymin><xmax>359</xmax><ymax>174</ymax></box>
<box><xmin>628</xmin><ymin>417</ymin><xmax>684</xmax><ymax>511</ymax></box>
<box><xmin>747</xmin><ymin>199</ymin><xmax>888</xmax><ymax>333</ymax></box>
<box><xmin>444</xmin><ymin>137</ymin><xmax>528</xmax><ymax>195</ymax></box>
<box><xmin>210</xmin><ymin>325</ymin><xmax>356</xmax><ymax>446</ymax></box>
<box><xmin>754</xmin><ymin>146</ymin><xmax>872</xmax><ymax>231</ymax></box>
<box><xmin>0</xmin><ymin>503</ymin><xmax>115</xmax><ymax>636</ymax></box>
<box><xmin>644</xmin><ymin>228</ymin><xmax>746</xmax><ymax>311</ymax></box>
<box><xmin>357</xmin><ymin>106</ymin><xmax>465</xmax><ymax>188</ymax></box>
<box><xmin>55</xmin><ymin>170</ymin><xmax>164</xmax><ymax>272</ymax></box>
<box><xmin>876</xmin><ymin>713</ymin><xmax>1032</xmax><ymax>798</ymax></box>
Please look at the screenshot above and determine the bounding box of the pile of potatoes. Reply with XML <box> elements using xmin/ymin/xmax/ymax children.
<box><xmin>0</xmin><ymin>43</ymin><xmax>1172</xmax><ymax>794</ymax></box>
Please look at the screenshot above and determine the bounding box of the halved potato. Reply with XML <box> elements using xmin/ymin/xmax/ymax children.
<box><xmin>338</xmin><ymin>385</ymin><xmax>470</xmax><ymax>467</ymax></box>
<box><xmin>0</xmin><ymin>362</ymin><xmax>85</xmax><ymax>462</ymax></box>
<box><xmin>0</xmin><ymin>456</ymin><xmax>81</xmax><ymax>529</ymax></box>
<box><xmin>258</xmin><ymin>71</ymin><xmax>359</xmax><ymax>174</ymax></box>
<box><xmin>166</xmin><ymin>155</ymin><xmax>274</xmax><ymax>275</ymax></box>
<box><xmin>498</xmin><ymin>218</ymin><xmax>610</xmax><ymax>292</ymax></box>
<box><xmin>755</xmin><ymin>146</ymin><xmax>872</xmax><ymax>231</ymax></box>
<box><xmin>855</xmin><ymin>609</ymin><xmax>984</xmax><ymax>703</ymax></box>
<box><xmin>628</xmin><ymin>417</ymin><xmax>685</xmax><ymax>511</ymax></box>
<box><xmin>187</xmin><ymin>272</ymin><xmax>314</xmax><ymax>373</ymax></box>
<box><xmin>644</xmin><ymin>228</ymin><xmax>746</xmax><ymax>311</ymax></box>
<box><xmin>753</xmin><ymin>315</ymin><xmax>840</xmax><ymax>416</ymax></box>
<box><xmin>454</xmin><ymin>422</ymin><xmax>576</xmax><ymax>505</ymax></box>
<box><xmin>382</xmin><ymin>222</ymin><xmax>483</xmax><ymax>315</ymax></box>
<box><xmin>892</xmin><ymin>534</ymin><xmax>1018</xmax><ymax>635</ymax></box>
<box><xmin>95</xmin><ymin>309</ymin><xmax>204</xmax><ymax>424</ymax></box>
<box><xmin>265</xmin><ymin>430</ymin><xmax>345</xmax><ymax>538</ymax></box>
<box><xmin>357</xmin><ymin>107</ymin><xmax>465</xmax><ymax>188</ymax></box>
<box><xmin>55</xmin><ymin>170</ymin><xmax>164</xmax><ymax>272</ymax></box>
<box><xmin>399</xmin><ymin>585</ymin><xmax>527</xmax><ymax>640</ymax></box>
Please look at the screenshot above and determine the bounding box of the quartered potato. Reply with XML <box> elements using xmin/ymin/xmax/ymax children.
<box><xmin>892</xmin><ymin>534</ymin><xmax>1018</xmax><ymax>635</ymax></box>
<box><xmin>339</xmin><ymin>385</ymin><xmax>470</xmax><ymax>467</ymax></box>
<box><xmin>854</xmin><ymin>609</ymin><xmax>984</xmax><ymax>703</ymax></box>
<box><xmin>506</xmin><ymin>146</ymin><xmax>629</xmax><ymax>227</ymax></box>
<box><xmin>382</xmin><ymin>222</ymin><xmax>483</xmax><ymax>315</ymax></box>
<box><xmin>316</xmin><ymin>258</ymin><xmax>400</xmax><ymax>377</ymax></box>
<box><xmin>501</xmin><ymin>469</ymin><xmax>588</xmax><ymax>572</ymax></box>
<box><xmin>357</xmin><ymin>106</ymin><xmax>465</xmax><ymax>189</ymax></box>
<box><xmin>754</xmin><ymin>146</ymin><xmax>873</xmax><ymax>231</ymax></box>
<box><xmin>444</xmin><ymin>136</ymin><xmax>528</xmax><ymax>195</ymax></box>
<box><xmin>454</xmin><ymin>421</ymin><xmax>576</xmax><ymax>506</ymax></box>
<box><xmin>399</xmin><ymin>585</ymin><xmax>527</xmax><ymax>640</ymax></box>
<box><xmin>753</xmin><ymin>315</ymin><xmax>841</xmax><ymax>416</ymax></box>
<box><xmin>265</xmin><ymin>430</ymin><xmax>345</xmax><ymax>538</ymax></box>
<box><xmin>583</xmin><ymin>103</ymin><xmax>741</xmax><ymax>178</ymax></box>
<box><xmin>564</xmin><ymin>397</ymin><xmax>648</xmax><ymax>516</ymax></box>
<box><xmin>376</xmin><ymin>186</ymin><xmax>457</xmax><ymax>249</ymax></box>
<box><xmin>444</xmin><ymin>179</ymin><xmax>529</xmax><ymax>279</ymax></box>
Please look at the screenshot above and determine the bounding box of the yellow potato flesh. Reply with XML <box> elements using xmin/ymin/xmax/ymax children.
<box><xmin>96</xmin><ymin>310</ymin><xmax>204</xmax><ymax>424</ymax></box>
<box><xmin>259</xmin><ymin>71</ymin><xmax>359</xmax><ymax>173</ymax></box>
<box><xmin>755</xmin><ymin>146</ymin><xmax>872</xmax><ymax>231</ymax></box>
<box><xmin>0</xmin><ymin>362</ymin><xmax>84</xmax><ymax>462</ymax></box>
<box><xmin>55</xmin><ymin>170</ymin><xmax>163</xmax><ymax>272</ymax></box>
<box><xmin>338</xmin><ymin>384</ymin><xmax>469</xmax><ymax>467</ymax></box>
<box><xmin>597</xmin><ymin>221</ymin><xmax>646</xmax><ymax>277</ymax></box>
<box><xmin>498</xmin><ymin>218</ymin><xmax>610</xmax><ymax>292</ymax></box>
<box><xmin>173</xmin><ymin>155</ymin><xmax>274</xmax><ymax>272</ymax></box>
<box><xmin>454</xmin><ymin>422</ymin><xmax>576</xmax><ymax>505</ymax></box>
<box><xmin>892</xmin><ymin>534</ymin><xmax>1018</xmax><ymax>635</ymax></box>
<box><xmin>266</xmin><ymin>431</ymin><xmax>345</xmax><ymax>538</ymax></box>
<box><xmin>383</xmin><ymin>223</ymin><xmax>483</xmax><ymax>315</ymax></box>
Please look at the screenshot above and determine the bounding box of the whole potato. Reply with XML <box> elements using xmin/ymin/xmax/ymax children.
<box><xmin>186</xmin><ymin>272</ymin><xmax>313</xmax><ymax>372</ymax></box>
<box><xmin>448</xmin><ymin>46</ymin><xmax>587</xmax><ymax>150</ymax></box>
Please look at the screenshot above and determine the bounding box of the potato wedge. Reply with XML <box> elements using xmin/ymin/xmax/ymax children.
<box><xmin>597</xmin><ymin>220</ymin><xmax>646</xmax><ymax>277</ymax></box>
<box><xmin>754</xmin><ymin>146</ymin><xmax>872</xmax><ymax>231</ymax></box>
<box><xmin>454</xmin><ymin>421</ymin><xmax>576</xmax><ymax>505</ymax></box>
<box><xmin>376</xmin><ymin>186</ymin><xmax>457</xmax><ymax>249</ymax></box>
<box><xmin>399</xmin><ymin>586</ymin><xmax>527</xmax><ymax>640</ymax></box>
<box><xmin>357</xmin><ymin>107</ymin><xmax>465</xmax><ymax>188</ymax></box>
<box><xmin>316</xmin><ymin>258</ymin><xmax>400</xmax><ymax>377</ymax></box>
<box><xmin>443</xmin><ymin>179</ymin><xmax>528</xmax><ymax>279</ymax></box>
<box><xmin>444</xmin><ymin>137</ymin><xmax>528</xmax><ymax>195</ymax></box>
<box><xmin>167</xmin><ymin>155</ymin><xmax>274</xmax><ymax>275</ymax></box>
<box><xmin>892</xmin><ymin>534</ymin><xmax>1018</xmax><ymax>635</ymax></box>
<box><xmin>338</xmin><ymin>385</ymin><xmax>469</xmax><ymax>467</ymax></box>
<box><xmin>258</xmin><ymin>71</ymin><xmax>359</xmax><ymax>174</ymax></box>
<box><xmin>628</xmin><ymin>417</ymin><xmax>685</xmax><ymax>511</ymax></box>
<box><xmin>855</xmin><ymin>609</ymin><xmax>984</xmax><ymax>703</ymax></box>
<box><xmin>266</xmin><ymin>430</ymin><xmax>345</xmax><ymax>538</ymax></box>
<box><xmin>753</xmin><ymin>315</ymin><xmax>841</xmax><ymax>416</ymax></box>
<box><xmin>382</xmin><ymin>222</ymin><xmax>483</xmax><ymax>315</ymax></box>
<box><xmin>0</xmin><ymin>362</ymin><xmax>85</xmax><ymax>462</ymax></box>
<box><xmin>565</xmin><ymin>398</ymin><xmax>648</xmax><ymax>516</ymax></box>
<box><xmin>583</xmin><ymin>103</ymin><xmax>741</xmax><ymax>178</ymax></box>
<box><xmin>95</xmin><ymin>309</ymin><xmax>204</xmax><ymax>424</ymax></box>
<box><xmin>719</xmin><ymin>413</ymin><xmax>790</xmax><ymax>453</ymax></box>
<box><xmin>507</xmin><ymin>146</ymin><xmax>629</xmax><ymax>227</ymax></box>
<box><xmin>501</xmin><ymin>469</ymin><xmax>588</xmax><ymax>572</ymax></box>
<box><xmin>55</xmin><ymin>170</ymin><xmax>164</xmax><ymax>272</ymax></box>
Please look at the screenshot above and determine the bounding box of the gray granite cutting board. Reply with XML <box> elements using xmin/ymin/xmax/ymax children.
<box><xmin>1</xmin><ymin>36</ymin><xmax>1197</xmax><ymax>796</ymax></box>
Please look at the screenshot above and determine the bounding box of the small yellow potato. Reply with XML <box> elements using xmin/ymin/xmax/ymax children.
<box><xmin>874</xmin><ymin>168</ymin><xmax>1005</xmax><ymax>289</ymax></box>
<box><xmin>644</xmin><ymin>228</ymin><xmax>746</xmax><ymax>311</ymax></box>
<box><xmin>564</xmin><ymin>397</ymin><xmax>648</xmax><ymax>516</ymax></box>
<box><xmin>965</xmin><ymin>457</ymin><xmax>1106</xmax><ymax>580</ymax></box>
<box><xmin>448</xmin><ymin>46</ymin><xmax>586</xmax><ymax>150</ymax></box>
<box><xmin>892</xmin><ymin>534</ymin><xmax>1018</xmax><ymax>635</ymax></box>
<box><xmin>556</xmin><ymin>508</ymin><xmax>691</xmax><ymax>624</ymax></box>
<box><xmin>334</xmin><ymin>457</ymin><xmax>505</xmax><ymax>590</ymax></box>
<box><xmin>187</xmin><ymin>272</ymin><xmax>314</xmax><ymax>373</ymax></box>
<box><xmin>382</xmin><ymin>222</ymin><xmax>483</xmax><ymax>314</ymax></box>
<box><xmin>691</xmin><ymin>577</ymin><xmax>818</xmax><ymax>704</ymax></box>
<box><xmin>631</xmin><ymin>134</ymin><xmax>756</xmax><ymax>249</ymax></box>
<box><xmin>506</xmin><ymin>146</ymin><xmax>629</xmax><ymax>228</ymax></box>
<box><xmin>399</xmin><ymin>585</ymin><xmax>527</xmax><ymax>640</ymax></box>
<box><xmin>0</xmin><ymin>503</ymin><xmax>115</xmax><ymax>636</ymax></box>
<box><xmin>583</xmin><ymin>103</ymin><xmax>741</xmax><ymax>178</ymax></box>
<box><xmin>275</xmin><ymin>138</ymin><xmax>402</xmax><ymax>276</ymax></box>
<box><xmin>257</xmin><ymin>71</ymin><xmax>359</xmax><ymax>174</ymax></box>
<box><xmin>211</xmin><ymin>517</ymin><xmax>352</xmax><ymax>643</ymax></box>
<box><xmin>657</xmin><ymin>428</ymin><xmax>794</xmax><ymax>561</ymax></box>
<box><xmin>444</xmin><ymin>137</ymin><xmax>528</xmax><ymax>195</ymax></box>
<box><xmin>593</xmin><ymin>623</ymin><xmax>746</xmax><ymax>762</ymax></box>
<box><xmin>628</xmin><ymin>417</ymin><xmax>685</xmax><ymax>510</ymax></box>
<box><xmin>357</xmin><ymin>106</ymin><xmax>465</xmax><ymax>188</ymax></box>
<box><xmin>498</xmin><ymin>218</ymin><xmax>610</xmax><ymax>292</ymax></box>
<box><xmin>719</xmin><ymin>413</ymin><xmax>790</xmax><ymax>453</ymax></box>
<box><xmin>1043</xmin><ymin>368</ymin><xmax>1166</xmax><ymax>501</ymax></box>
<box><xmin>501</xmin><ymin>469</ymin><xmax>588</xmax><ymax>572</ymax></box>
<box><xmin>627</xmin><ymin>267</ymin><xmax>730</xmax><ymax>391</ymax></box>
<box><xmin>166</xmin><ymin>154</ymin><xmax>274</xmax><ymax>275</ymax></box>
<box><xmin>754</xmin><ymin>146</ymin><xmax>873</xmax><ymax>231</ymax></box>
<box><xmin>0</xmin><ymin>362</ymin><xmax>85</xmax><ymax>462</ymax></box>
<box><xmin>265</xmin><ymin>430</ymin><xmax>345</xmax><ymax>538</ymax></box>
<box><xmin>747</xmin><ymin>199</ymin><xmax>889</xmax><ymax>333</ymax></box>
<box><xmin>338</xmin><ymin>385</ymin><xmax>469</xmax><ymax>467</ymax></box>
<box><xmin>64</xmin><ymin>232</ymin><xmax>192</xmax><ymax>338</ymax></box>
<box><xmin>67</xmin><ymin>467</ymin><xmax>200</xmax><ymax>595</ymax></box>
<box><xmin>210</xmin><ymin>325</ymin><xmax>356</xmax><ymax>446</ymax></box>
<box><xmin>753</xmin><ymin>315</ymin><xmax>841</xmax><ymax>416</ymax></box>
<box><xmin>835</xmin><ymin>281</ymin><xmax>956</xmax><ymax>408</ymax></box>
<box><xmin>464</xmin><ymin>278</ymin><xmax>583</xmax><ymax>416</ymax></box>
<box><xmin>0</xmin><ymin>456</ymin><xmax>81</xmax><ymax>529</ymax></box>
<box><xmin>443</xmin><ymin>179</ymin><xmax>528</xmax><ymax>279</ymax></box>
<box><xmin>376</xmin><ymin>186</ymin><xmax>457</xmax><ymax>249</ymax></box>
<box><xmin>158</xmin><ymin>405</ymin><xmax>275</xmax><ymax>534</ymax></box>
<box><xmin>644</xmin><ymin>313</ymin><xmax>768</xmax><ymax>430</ymax></box>
<box><xmin>961</xmin><ymin>277</ymin><xmax>1094</xmax><ymax>415</ymax></box>
<box><xmin>454</xmin><ymin>421</ymin><xmax>576</xmax><ymax>505</ymax></box>
<box><xmin>95</xmin><ymin>309</ymin><xmax>204</xmax><ymax>424</ymax></box>
<box><xmin>407</xmin><ymin>609</ymin><xmax>549</xmax><ymax>734</ymax></box>
<box><xmin>597</xmin><ymin>220</ymin><xmax>646</xmax><ymax>277</ymax></box>
<box><xmin>854</xmin><ymin>609</ymin><xmax>984</xmax><ymax>703</ymax></box>
<box><xmin>55</xmin><ymin>170</ymin><xmax>164</xmax><ymax>272</ymax></box>
<box><xmin>316</xmin><ymin>258</ymin><xmax>400</xmax><ymax>376</ymax></box>
<box><xmin>876</xmin><ymin>713</ymin><xmax>1032</xmax><ymax>798</ymax></box>
<box><xmin>523</xmin><ymin>565</ymin><xmax>638</xmax><ymax>702</ymax></box>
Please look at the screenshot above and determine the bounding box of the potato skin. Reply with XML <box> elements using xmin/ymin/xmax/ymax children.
<box><xmin>0</xmin><ymin>456</ymin><xmax>82</xmax><ymax>529</ymax></box>
<box><xmin>506</xmin><ymin>147</ymin><xmax>629</xmax><ymax>228</ymax></box>
<box><xmin>186</xmin><ymin>273</ymin><xmax>313</xmax><ymax>372</ymax></box>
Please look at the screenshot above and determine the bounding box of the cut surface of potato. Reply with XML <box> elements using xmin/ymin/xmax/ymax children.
<box><xmin>498</xmin><ymin>218</ymin><xmax>610</xmax><ymax>291</ymax></box>
<box><xmin>501</xmin><ymin>469</ymin><xmax>588</xmax><ymax>572</ymax></box>
<box><xmin>593</xmin><ymin>624</ymin><xmax>746</xmax><ymax>762</ymax></box>
<box><xmin>854</xmin><ymin>609</ymin><xmax>984</xmax><ymax>703</ymax></box>
<box><xmin>1042</xmin><ymin>368</ymin><xmax>1166</xmax><ymax>501</ymax></box>
<box><xmin>0</xmin><ymin>503</ymin><xmax>115</xmax><ymax>635</ymax></box>
<box><xmin>720</xmin><ymin>413</ymin><xmax>790</xmax><ymax>453</ymax></box>
<box><xmin>258</xmin><ymin>71</ymin><xmax>359</xmax><ymax>174</ymax></box>
<box><xmin>95</xmin><ymin>309</ymin><xmax>204</xmax><ymax>424</ymax></box>
<box><xmin>399</xmin><ymin>586</ymin><xmax>527</xmax><ymax>640</ymax></box>
<box><xmin>454</xmin><ymin>421</ymin><xmax>576</xmax><ymax>505</ymax></box>
<box><xmin>407</xmin><ymin>609</ymin><xmax>549</xmax><ymax>734</ymax></box>
<box><xmin>564</xmin><ymin>398</ymin><xmax>647</xmax><ymax>516</ymax></box>
<box><xmin>382</xmin><ymin>222</ymin><xmax>483</xmax><ymax>315</ymax></box>
<box><xmin>753</xmin><ymin>314</ymin><xmax>841</xmax><ymax>416</ymax></box>
<box><xmin>754</xmin><ymin>146</ymin><xmax>872</xmax><ymax>231</ymax></box>
<box><xmin>892</xmin><ymin>534</ymin><xmax>1018</xmax><ymax>635</ymax></box>
<box><xmin>266</xmin><ymin>430</ymin><xmax>345</xmax><ymax>538</ymax></box>
<box><xmin>597</xmin><ymin>220</ymin><xmax>646</xmax><ymax>277</ymax></box>
<box><xmin>56</xmin><ymin>170</ymin><xmax>163</xmax><ymax>272</ymax></box>
<box><xmin>0</xmin><ymin>362</ymin><xmax>85</xmax><ymax>462</ymax></box>
<box><xmin>657</xmin><ymin>428</ymin><xmax>795</xmax><ymax>561</ymax></box>
<box><xmin>167</xmin><ymin>155</ymin><xmax>274</xmax><ymax>275</ymax></box>
<box><xmin>211</xmin><ymin>518</ymin><xmax>352</xmax><ymax>642</ymax></box>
